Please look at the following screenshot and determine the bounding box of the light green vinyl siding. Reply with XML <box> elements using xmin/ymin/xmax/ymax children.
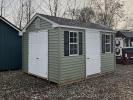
<box><xmin>101</xmin><ymin>32</ymin><xmax>116</xmax><ymax>73</ymax></box>
<box><xmin>22</xmin><ymin>32</ymin><xmax>29</xmax><ymax>72</ymax></box>
<box><xmin>23</xmin><ymin>16</ymin><xmax>60</xmax><ymax>83</ymax></box>
<box><xmin>48</xmin><ymin>28</ymin><xmax>60</xmax><ymax>83</ymax></box>
<box><xmin>26</xmin><ymin>17</ymin><xmax>52</xmax><ymax>32</ymax></box>
<box><xmin>58</xmin><ymin>28</ymin><xmax>86</xmax><ymax>84</ymax></box>
<box><xmin>101</xmin><ymin>54</ymin><xmax>115</xmax><ymax>73</ymax></box>
<box><xmin>23</xmin><ymin>15</ymin><xmax>116</xmax><ymax>85</ymax></box>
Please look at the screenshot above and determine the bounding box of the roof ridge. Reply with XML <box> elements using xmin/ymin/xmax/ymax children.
<box><xmin>38</xmin><ymin>13</ymin><xmax>86</xmax><ymax>23</ymax></box>
<box><xmin>36</xmin><ymin>13</ymin><xmax>113</xmax><ymax>31</ymax></box>
<box><xmin>38</xmin><ymin>13</ymin><xmax>111</xmax><ymax>28</ymax></box>
<box><xmin>39</xmin><ymin>13</ymin><xmax>72</xmax><ymax>20</ymax></box>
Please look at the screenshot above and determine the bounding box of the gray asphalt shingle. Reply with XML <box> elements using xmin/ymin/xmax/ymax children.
<box><xmin>39</xmin><ymin>14</ymin><xmax>113</xmax><ymax>31</ymax></box>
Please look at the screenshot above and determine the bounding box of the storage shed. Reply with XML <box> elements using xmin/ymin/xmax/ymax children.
<box><xmin>0</xmin><ymin>16</ymin><xmax>22</xmax><ymax>71</ymax></box>
<box><xmin>22</xmin><ymin>13</ymin><xmax>116</xmax><ymax>85</ymax></box>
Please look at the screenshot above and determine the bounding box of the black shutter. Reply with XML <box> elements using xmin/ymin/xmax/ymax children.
<box><xmin>102</xmin><ymin>34</ymin><xmax>105</xmax><ymax>53</ymax></box>
<box><xmin>111</xmin><ymin>35</ymin><xmax>114</xmax><ymax>53</ymax></box>
<box><xmin>79</xmin><ymin>32</ymin><xmax>83</xmax><ymax>55</ymax></box>
<box><xmin>64</xmin><ymin>31</ymin><xmax>69</xmax><ymax>56</ymax></box>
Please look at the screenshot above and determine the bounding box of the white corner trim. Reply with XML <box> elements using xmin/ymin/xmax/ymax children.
<box><xmin>19</xmin><ymin>31</ymin><xmax>23</xmax><ymax>36</ymax></box>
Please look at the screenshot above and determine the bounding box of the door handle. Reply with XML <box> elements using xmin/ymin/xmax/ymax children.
<box><xmin>87</xmin><ymin>58</ymin><xmax>90</xmax><ymax>59</ymax></box>
<box><xmin>36</xmin><ymin>58</ymin><xmax>40</xmax><ymax>59</ymax></box>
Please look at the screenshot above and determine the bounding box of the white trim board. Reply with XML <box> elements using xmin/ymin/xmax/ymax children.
<box><xmin>57</xmin><ymin>25</ymin><xmax>115</xmax><ymax>33</ymax></box>
<box><xmin>85</xmin><ymin>29</ymin><xmax>101</xmax><ymax>76</ymax></box>
<box><xmin>28</xmin><ymin>30</ymin><xmax>48</xmax><ymax>78</ymax></box>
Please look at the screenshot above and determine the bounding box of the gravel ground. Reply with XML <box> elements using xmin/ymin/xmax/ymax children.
<box><xmin>0</xmin><ymin>64</ymin><xmax>133</xmax><ymax>100</ymax></box>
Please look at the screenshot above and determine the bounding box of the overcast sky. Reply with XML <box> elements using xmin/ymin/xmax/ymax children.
<box><xmin>124</xmin><ymin>0</ymin><xmax>133</xmax><ymax>16</ymax></box>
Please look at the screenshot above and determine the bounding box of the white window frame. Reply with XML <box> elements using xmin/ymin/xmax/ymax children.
<box><xmin>105</xmin><ymin>34</ymin><xmax>111</xmax><ymax>53</ymax></box>
<box><xmin>69</xmin><ymin>31</ymin><xmax>79</xmax><ymax>56</ymax></box>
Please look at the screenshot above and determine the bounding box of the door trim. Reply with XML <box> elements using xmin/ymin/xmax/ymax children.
<box><xmin>28</xmin><ymin>30</ymin><xmax>48</xmax><ymax>78</ymax></box>
<box><xmin>85</xmin><ymin>29</ymin><xmax>101</xmax><ymax>77</ymax></box>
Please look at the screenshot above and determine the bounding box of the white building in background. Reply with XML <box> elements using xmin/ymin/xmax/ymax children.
<box><xmin>116</xmin><ymin>31</ymin><xmax>133</xmax><ymax>63</ymax></box>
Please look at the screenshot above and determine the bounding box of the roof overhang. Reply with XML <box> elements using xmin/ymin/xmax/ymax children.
<box><xmin>22</xmin><ymin>13</ymin><xmax>58</xmax><ymax>33</ymax></box>
<box><xmin>0</xmin><ymin>17</ymin><xmax>22</xmax><ymax>36</ymax></box>
<box><xmin>55</xmin><ymin>25</ymin><xmax>115</xmax><ymax>33</ymax></box>
<box><xmin>22</xmin><ymin>13</ymin><xmax>115</xmax><ymax>34</ymax></box>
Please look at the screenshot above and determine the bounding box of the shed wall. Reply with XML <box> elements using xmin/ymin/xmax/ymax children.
<box><xmin>48</xmin><ymin>28</ymin><xmax>60</xmax><ymax>83</ymax></box>
<box><xmin>23</xmin><ymin>15</ymin><xmax>116</xmax><ymax>85</ymax></box>
<box><xmin>22</xmin><ymin>32</ymin><xmax>28</xmax><ymax>72</ymax></box>
<box><xmin>101</xmin><ymin>54</ymin><xmax>115</xmax><ymax>73</ymax></box>
<box><xmin>23</xmin><ymin>17</ymin><xmax>60</xmax><ymax>83</ymax></box>
<box><xmin>58</xmin><ymin>28</ymin><xmax>86</xmax><ymax>84</ymax></box>
<box><xmin>0</xmin><ymin>20</ymin><xmax>22</xmax><ymax>71</ymax></box>
<box><xmin>26</xmin><ymin>17</ymin><xmax>53</xmax><ymax>32</ymax></box>
<box><xmin>101</xmin><ymin>33</ymin><xmax>116</xmax><ymax>73</ymax></box>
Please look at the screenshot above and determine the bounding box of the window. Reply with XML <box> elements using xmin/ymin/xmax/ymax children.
<box><xmin>105</xmin><ymin>35</ymin><xmax>111</xmax><ymax>53</ymax></box>
<box><xmin>69</xmin><ymin>32</ymin><xmax>79</xmax><ymax>55</ymax></box>
<box><xmin>102</xmin><ymin>34</ymin><xmax>113</xmax><ymax>53</ymax></box>
<box><xmin>64</xmin><ymin>31</ymin><xmax>83</xmax><ymax>56</ymax></box>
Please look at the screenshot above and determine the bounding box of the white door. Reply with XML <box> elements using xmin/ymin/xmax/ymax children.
<box><xmin>86</xmin><ymin>30</ymin><xmax>101</xmax><ymax>76</ymax></box>
<box><xmin>28</xmin><ymin>30</ymin><xmax>48</xmax><ymax>78</ymax></box>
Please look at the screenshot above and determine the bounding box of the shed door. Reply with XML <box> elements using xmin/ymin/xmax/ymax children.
<box><xmin>86</xmin><ymin>30</ymin><xmax>101</xmax><ymax>76</ymax></box>
<box><xmin>28</xmin><ymin>30</ymin><xmax>48</xmax><ymax>78</ymax></box>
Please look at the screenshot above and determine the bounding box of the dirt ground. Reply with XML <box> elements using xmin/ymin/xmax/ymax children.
<box><xmin>0</xmin><ymin>64</ymin><xmax>133</xmax><ymax>100</ymax></box>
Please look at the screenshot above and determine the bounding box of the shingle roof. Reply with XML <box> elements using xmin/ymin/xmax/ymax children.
<box><xmin>39</xmin><ymin>14</ymin><xmax>113</xmax><ymax>31</ymax></box>
<box><xmin>121</xmin><ymin>31</ymin><xmax>133</xmax><ymax>38</ymax></box>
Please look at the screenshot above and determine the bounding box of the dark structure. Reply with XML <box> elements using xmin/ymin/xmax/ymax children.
<box><xmin>116</xmin><ymin>31</ymin><xmax>133</xmax><ymax>64</ymax></box>
<box><xmin>0</xmin><ymin>16</ymin><xmax>22</xmax><ymax>71</ymax></box>
<box><xmin>116</xmin><ymin>31</ymin><xmax>133</xmax><ymax>47</ymax></box>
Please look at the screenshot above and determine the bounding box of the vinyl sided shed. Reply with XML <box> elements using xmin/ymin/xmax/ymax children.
<box><xmin>0</xmin><ymin>16</ymin><xmax>22</xmax><ymax>71</ymax></box>
<box><xmin>22</xmin><ymin>13</ymin><xmax>116</xmax><ymax>85</ymax></box>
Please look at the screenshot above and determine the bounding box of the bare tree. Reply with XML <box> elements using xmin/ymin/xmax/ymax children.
<box><xmin>15</xmin><ymin>0</ymin><xmax>24</xmax><ymax>29</ymax></box>
<box><xmin>14</xmin><ymin>0</ymin><xmax>34</xmax><ymax>29</ymax></box>
<box><xmin>47</xmin><ymin>0</ymin><xmax>60</xmax><ymax>17</ymax></box>
<box><xmin>93</xmin><ymin>0</ymin><xmax>124</xmax><ymax>28</ymax></box>
<box><xmin>63</xmin><ymin>0</ymin><xmax>78</xmax><ymax>19</ymax></box>
<box><xmin>66</xmin><ymin>0</ymin><xmax>124</xmax><ymax>28</ymax></box>
<box><xmin>75</xmin><ymin>7</ymin><xmax>95</xmax><ymax>23</ymax></box>
<box><xmin>53</xmin><ymin>0</ymin><xmax>58</xmax><ymax>16</ymax></box>
<box><xmin>0</xmin><ymin>0</ymin><xmax>5</xmax><ymax>16</ymax></box>
<box><xmin>24</xmin><ymin>0</ymin><xmax>35</xmax><ymax>23</ymax></box>
<box><xmin>122</xmin><ymin>16</ymin><xmax>133</xmax><ymax>30</ymax></box>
